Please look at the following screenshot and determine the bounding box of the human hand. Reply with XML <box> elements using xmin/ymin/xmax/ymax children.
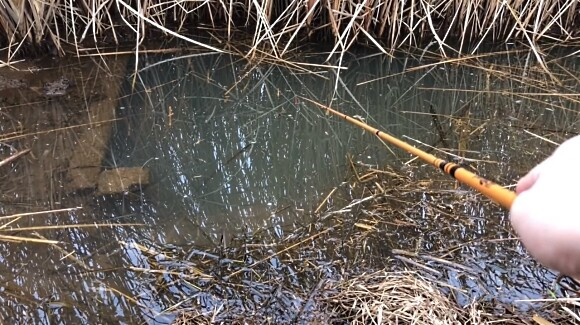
<box><xmin>510</xmin><ymin>135</ymin><xmax>580</xmax><ymax>279</ymax></box>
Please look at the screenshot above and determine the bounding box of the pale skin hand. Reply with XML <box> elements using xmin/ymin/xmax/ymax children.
<box><xmin>510</xmin><ymin>135</ymin><xmax>580</xmax><ymax>279</ymax></box>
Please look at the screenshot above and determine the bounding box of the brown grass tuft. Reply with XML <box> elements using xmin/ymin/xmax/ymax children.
<box><xmin>324</xmin><ymin>270</ymin><xmax>487</xmax><ymax>324</ymax></box>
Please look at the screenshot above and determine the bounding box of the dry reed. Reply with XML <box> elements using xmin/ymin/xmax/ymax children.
<box><xmin>1</xmin><ymin>0</ymin><xmax>579</xmax><ymax>60</ymax></box>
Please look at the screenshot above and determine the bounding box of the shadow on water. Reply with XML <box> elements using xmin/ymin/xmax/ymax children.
<box><xmin>0</xmin><ymin>45</ymin><xmax>579</xmax><ymax>323</ymax></box>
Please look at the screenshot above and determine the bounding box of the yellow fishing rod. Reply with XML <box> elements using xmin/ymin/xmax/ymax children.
<box><xmin>302</xmin><ymin>97</ymin><xmax>516</xmax><ymax>210</ymax></box>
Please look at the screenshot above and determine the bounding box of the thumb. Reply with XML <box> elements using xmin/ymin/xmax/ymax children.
<box><xmin>516</xmin><ymin>161</ymin><xmax>546</xmax><ymax>194</ymax></box>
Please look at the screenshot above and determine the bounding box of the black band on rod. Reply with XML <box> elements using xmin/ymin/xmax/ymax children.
<box><xmin>448</xmin><ymin>165</ymin><xmax>460</xmax><ymax>178</ymax></box>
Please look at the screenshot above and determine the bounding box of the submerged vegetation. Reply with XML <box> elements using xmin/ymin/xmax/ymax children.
<box><xmin>132</xmin><ymin>163</ymin><xmax>579</xmax><ymax>324</ymax></box>
<box><xmin>1</xmin><ymin>0</ymin><xmax>580</xmax><ymax>324</ymax></box>
<box><xmin>1</xmin><ymin>0</ymin><xmax>580</xmax><ymax>59</ymax></box>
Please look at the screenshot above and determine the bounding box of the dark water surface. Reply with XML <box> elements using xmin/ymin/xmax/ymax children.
<box><xmin>1</xmin><ymin>46</ymin><xmax>579</xmax><ymax>323</ymax></box>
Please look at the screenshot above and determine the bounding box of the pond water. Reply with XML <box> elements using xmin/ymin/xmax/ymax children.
<box><xmin>1</xmin><ymin>46</ymin><xmax>579</xmax><ymax>323</ymax></box>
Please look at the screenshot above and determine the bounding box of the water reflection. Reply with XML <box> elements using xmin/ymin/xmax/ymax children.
<box><xmin>0</xmin><ymin>47</ymin><xmax>579</xmax><ymax>322</ymax></box>
<box><xmin>110</xmin><ymin>48</ymin><xmax>580</xmax><ymax>309</ymax></box>
<box><xmin>113</xmin><ymin>52</ymin><xmax>473</xmax><ymax>245</ymax></box>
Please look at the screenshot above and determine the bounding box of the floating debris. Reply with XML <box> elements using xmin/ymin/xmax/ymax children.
<box><xmin>43</xmin><ymin>76</ymin><xmax>71</xmax><ymax>96</ymax></box>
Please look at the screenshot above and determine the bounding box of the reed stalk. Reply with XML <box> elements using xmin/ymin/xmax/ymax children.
<box><xmin>0</xmin><ymin>1</ymin><xmax>578</xmax><ymax>62</ymax></box>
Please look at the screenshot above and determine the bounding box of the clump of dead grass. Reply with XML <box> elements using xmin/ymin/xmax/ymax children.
<box><xmin>323</xmin><ymin>270</ymin><xmax>488</xmax><ymax>324</ymax></box>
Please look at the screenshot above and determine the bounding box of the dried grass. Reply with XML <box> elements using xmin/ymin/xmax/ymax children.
<box><xmin>324</xmin><ymin>271</ymin><xmax>486</xmax><ymax>324</ymax></box>
<box><xmin>0</xmin><ymin>0</ymin><xmax>579</xmax><ymax>61</ymax></box>
<box><xmin>168</xmin><ymin>270</ymin><xmax>497</xmax><ymax>324</ymax></box>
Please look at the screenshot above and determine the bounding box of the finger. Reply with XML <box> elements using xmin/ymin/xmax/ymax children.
<box><xmin>516</xmin><ymin>173</ymin><xmax>535</xmax><ymax>194</ymax></box>
<box><xmin>516</xmin><ymin>135</ymin><xmax>580</xmax><ymax>194</ymax></box>
<box><xmin>516</xmin><ymin>163</ymin><xmax>544</xmax><ymax>194</ymax></box>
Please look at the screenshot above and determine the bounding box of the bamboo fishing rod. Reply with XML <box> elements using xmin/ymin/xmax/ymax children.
<box><xmin>302</xmin><ymin>97</ymin><xmax>517</xmax><ymax>210</ymax></box>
